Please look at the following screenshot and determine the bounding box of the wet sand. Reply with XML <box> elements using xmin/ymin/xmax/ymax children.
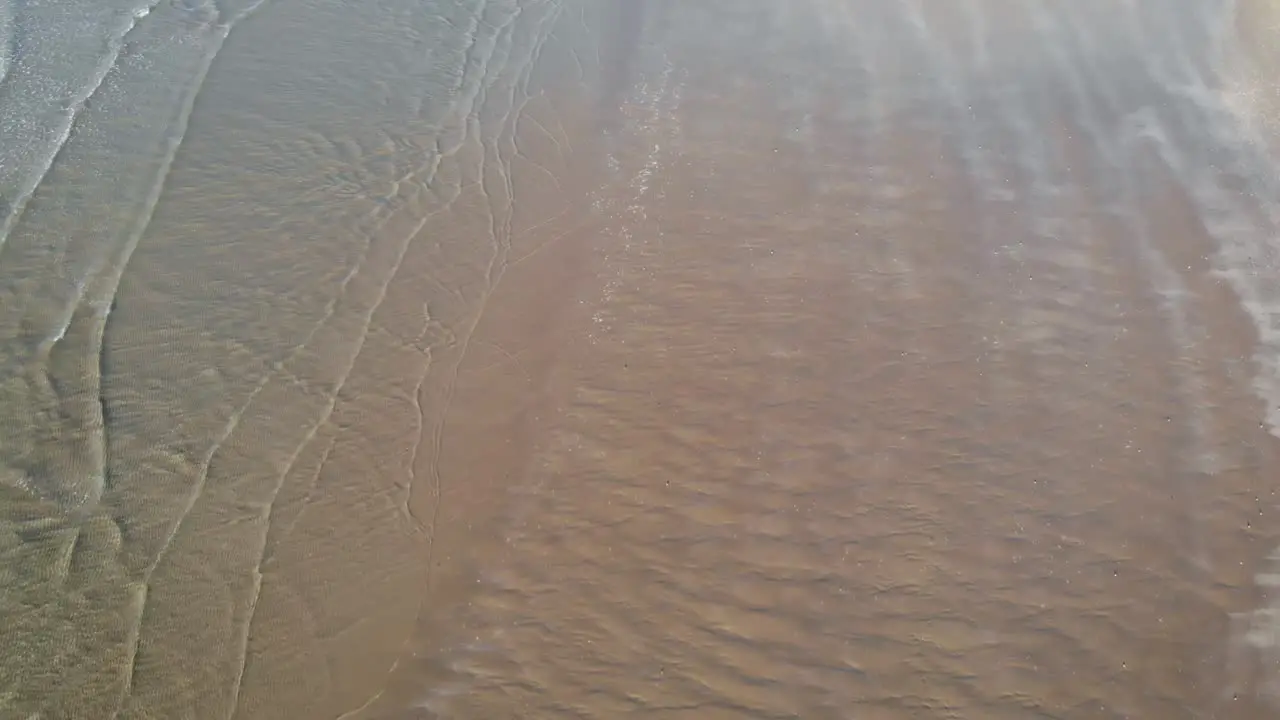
<box><xmin>4</xmin><ymin>0</ymin><xmax>1280</xmax><ymax>718</ymax></box>
<box><xmin>421</xmin><ymin>4</ymin><xmax>1280</xmax><ymax>717</ymax></box>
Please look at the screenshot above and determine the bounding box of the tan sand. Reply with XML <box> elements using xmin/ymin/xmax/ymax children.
<box><xmin>403</xmin><ymin>2</ymin><xmax>1280</xmax><ymax>718</ymax></box>
<box><xmin>4</xmin><ymin>1</ymin><xmax>1280</xmax><ymax>718</ymax></box>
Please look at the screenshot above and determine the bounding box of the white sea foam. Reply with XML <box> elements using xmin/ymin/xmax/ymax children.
<box><xmin>1187</xmin><ymin>0</ymin><xmax>1280</xmax><ymax>708</ymax></box>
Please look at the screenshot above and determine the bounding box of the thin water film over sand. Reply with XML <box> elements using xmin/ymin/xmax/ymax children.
<box><xmin>4</xmin><ymin>0</ymin><xmax>1280</xmax><ymax>718</ymax></box>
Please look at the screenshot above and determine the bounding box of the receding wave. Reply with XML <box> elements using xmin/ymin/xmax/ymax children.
<box><xmin>6</xmin><ymin>0</ymin><xmax>1280</xmax><ymax>718</ymax></box>
<box><xmin>1</xmin><ymin>0</ymin><xmax>573</xmax><ymax>716</ymax></box>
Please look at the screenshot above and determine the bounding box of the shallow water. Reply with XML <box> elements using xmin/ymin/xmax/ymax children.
<box><xmin>4</xmin><ymin>0</ymin><xmax>1280</xmax><ymax>718</ymax></box>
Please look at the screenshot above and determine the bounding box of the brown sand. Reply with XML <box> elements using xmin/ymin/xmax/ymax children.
<box><xmin>401</xmin><ymin>2</ymin><xmax>1280</xmax><ymax>718</ymax></box>
<box><xmin>4</xmin><ymin>1</ymin><xmax>1280</xmax><ymax>718</ymax></box>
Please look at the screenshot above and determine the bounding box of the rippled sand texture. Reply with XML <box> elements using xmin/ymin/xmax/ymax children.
<box><xmin>0</xmin><ymin>0</ymin><xmax>604</xmax><ymax>717</ymax></box>
<box><xmin>428</xmin><ymin>1</ymin><xmax>1280</xmax><ymax>719</ymax></box>
<box><xmin>4</xmin><ymin>0</ymin><xmax>1280</xmax><ymax>718</ymax></box>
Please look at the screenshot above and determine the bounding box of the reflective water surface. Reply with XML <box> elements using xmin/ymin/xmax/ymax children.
<box><xmin>4</xmin><ymin>0</ymin><xmax>1280</xmax><ymax>718</ymax></box>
